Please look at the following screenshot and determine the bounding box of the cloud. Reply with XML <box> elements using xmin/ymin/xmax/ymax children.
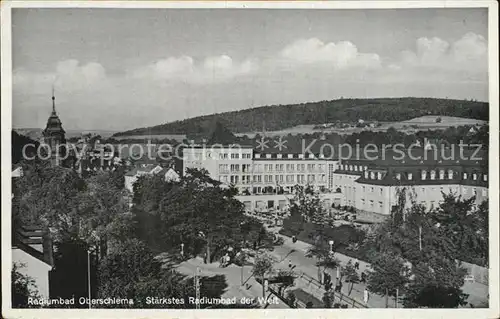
<box><xmin>280</xmin><ymin>38</ymin><xmax>381</xmax><ymax>69</ymax></box>
<box><xmin>130</xmin><ymin>54</ymin><xmax>258</xmax><ymax>84</ymax></box>
<box><xmin>13</xmin><ymin>59</ymin><xmax>107</xmax><ymax>94</ymax></box>
<box><xmin>394</xmin><ymin>32</ymin><xmax>487</xmax><ymax>71</ymax></box>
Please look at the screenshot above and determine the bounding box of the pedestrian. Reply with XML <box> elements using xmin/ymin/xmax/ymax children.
<box><xmin>203</xmin><ymin>252</ymin><xmax>207</xmax><ymax>264</ymax></box>
<box><xmin>288</xmin><ymin>259</ymin><xmax>292</xmax><ymax>268</ymax></box>
<box><xmin>363</xmin><ymin>289</ymin><xmax>369</xmax><ymax>304</ymax></box>
<box><xmin>253</xmin><ymin>241</ymin><xmax>257</xmax><ymax>250</ymax></box>
<box><xmin>354</xmin><ymin>261</ymin><xmax>360</xmax><ymax>270</ymax></box>
<box><xmin>361</xmin><ymin>272</ymin><xmax>366</xmax><ymax>283</ymax></box>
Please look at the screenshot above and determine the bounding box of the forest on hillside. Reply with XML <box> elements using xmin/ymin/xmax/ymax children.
<box><xmin>113</xmin><ymin>98</ymin><xmax>488</xmax><ymax>137</ymax></box>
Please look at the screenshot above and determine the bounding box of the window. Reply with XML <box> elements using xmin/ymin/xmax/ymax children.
<box><xmin>340</xmin><ymin>164</ymin><xmax>344</xmax><ymax>170</ymax></box>
<box><xmin>473</xmin><ymin>188</ymin><xmax>477</xmax><ymax>196</ymax></box>
<box><xmin>364</xmin><ymin>171</ymin><xmax>368</xmax><ymax>178</ymax></box>
<box><xmin>361</xmin><ymin>199</ymin><xmax>365</xmax><ymax>207</ymax></box>
<box><xmin>231</xmin><ymin>153</ymin><xmax>240</xmax><ymax>159</ymax></box>
<box><xmin>349</xmin><ymin>165</ymin><xmax>353</xmax><ymax>171</ymax></box>
<box><xmin>370</xmin><ymin>172</ymin><xmax>375</xmax><ymax>179</ymax></box>
<box><xmin>364</xmin><ymin>166</ymin><xmax>368</xmax><ymax>171</ymax></box>
<box><xmin>483</xmin><ymin>174</ymin><xmax>488</xmax><ymax>182</ymax></box>
<box><xmin>370</xmin><ymin>187</ymin><xmax>374</xmax><ymax>193</ymax></box>
<box><xmin>448</xmin><ymin>170</ymin><xmax>453</xmax><ymax>180</ymax></box>
<box><xmin>463</xmin><ymin>188</ymin><xmax>468</xmax><ymax>195</ymax></box>
<box><xmin>482</xmin><ymin>189</ymin><xmax>487</xmax><ymax>196</ymax></box>
<box><xmin>370</xmin><ymin>200</ymin><xmax>374</xmax><ymax>208</ymax></box>
<box><xmin>439</xmin><ymin>170</ymin><xmax>445</xmax><ymax>180</ymax></box>
<box><xmin>222</xmin><ymin>176</ymin><xmax>228</xmax><ymax>183</ymax></box>
<box><xmin>321</xmin><ymin>175</ymin><xmax>326</xmax><ymax>182</ymax></box>
<box><xmin>396</xmin><ymin>173</ymin><xmax>401</xmax><ymax>180</ymax></box>
<box><xmin>279</xmin><ymin>175</ymin><xmax>284</xmax><ymax>183</ymax></box>
<box><xmin>430</xmin><ymin>170</ymin><xmax>436</xmax><ymax>180</ymax></box>
<box><xmin>380</xmin><ymin>188</ymin><xmax>383</xmax><ymax>195</ymax></box>
<box><xmin>379</xmin><ymin>201</ymin><xmax>383</xmax><ymax>210</ymax></box>
<box><xmin>421</xmin><ymin>170</ymin><xmax>427</xmax><ymax>180</ymax></box>
<box><xmin>408</xmin><ymin>173</ymin><xmax>413</xmax><ymax>180</ymax></box>
<box><xmin>362</xmin><ymin>186</ymin><xmax>366</xmax><ymax>192</ymax></box>
<box><xmin>463</xmin><ymin>173</ymin><xmax>468</xmax><ymax>179</ymax></box>
<box><xmin>354</xmin><ymin>166</ymin><xmax>358</xmax><ymax>172</ymax></box>
<box><xmin>473</xmin><ymin>173</ymin><xmax>477</xmax><ymax>181</ymax></box>
<box><xmin>275</xmin><ymin>164</ymin><xmax>280</xmax><ymax>171</ymax></box>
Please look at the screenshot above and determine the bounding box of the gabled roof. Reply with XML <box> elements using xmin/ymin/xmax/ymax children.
<box><xmin>12</xmin><ymin>226</ymin><xmax>53</xmax><ymax>267</ymax></box>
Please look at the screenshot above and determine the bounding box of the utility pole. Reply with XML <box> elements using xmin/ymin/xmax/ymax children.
<box><xmin>87</xmin><ymin>250</ymin><xmax>92</xmax><ymax>309</ymax></box>
<box><xmin>419</xmin><ymin>226</ymin><xmax>422</xmax><ymax>251</ymax></box>
<box><xmin>395</xmin><ymin>288</ymin><xmax>399</xmax><ymax>308</ymax></box>
<box><xmin>195</xmin><ymin>267</ymin><xmax>201</xmax><ymax>309</ymax></box>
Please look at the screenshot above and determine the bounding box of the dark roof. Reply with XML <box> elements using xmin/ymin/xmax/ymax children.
<box><xmin>13</xmin><ymin>226</ymin><xmax>53</xmax><ymax>267</ymax></box>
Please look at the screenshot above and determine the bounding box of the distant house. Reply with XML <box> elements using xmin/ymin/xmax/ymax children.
<box><xmin>124</xmin><ymin>164</ymin><xmax>180</xmax><ymax>193</ymax></box>
<box><xmin>12</xmin><ymin>226</ymin><xmax>54</xmax><ymax>299</ymax></box>
<box><xmin>468</xmin><ymin>126</ymin><xmax>479</xmax><ymax>135</ymax></box>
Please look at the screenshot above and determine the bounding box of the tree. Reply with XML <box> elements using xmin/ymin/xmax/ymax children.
<box><xmin>252</xmin><ymin>253</ymin><xmax>275</xmax><ymax>280</ymax></box>
<box><xmin>365</xmin><ymin>191</ymin><xmax>475</xmax><ymax>308</ymax></box>
<box><xmin>367</xmin><ymin>252</ymin><xmax>409</xmax><ymax>307</ymax></box>
<box><xmin>98</xmin><ymin>239</ymin><xmax>189</xmax><ymax>308</ymax></box>
<box><xmin>291</xmin><ymin>184</ymin><xmax>327</xmax><ymax>224</ymax></box>
<box><xmin>12</xmin><ymin>263</ymin><xmax>40</xmax><ymax>308</ymax></box>
<box><xmin>343</xmin><ymin>260</ymin><xmax>360</xmax><ymax>296</ymax></box>
<box><xmin>132</xmin><ymin>168</ymin><xmax>268</xmax><ymax>263</ymax></box>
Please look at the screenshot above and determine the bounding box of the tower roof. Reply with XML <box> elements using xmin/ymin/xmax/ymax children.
<box><xmin>43</xmin><ymin>93</ymin><xmax>65</xmax><ymax>135</ymax></box>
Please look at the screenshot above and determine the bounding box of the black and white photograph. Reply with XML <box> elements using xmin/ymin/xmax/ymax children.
<box><xmin>1</xmin><ymin>1</ymin><xmax>499</xmax><ymax>318</ymax></box>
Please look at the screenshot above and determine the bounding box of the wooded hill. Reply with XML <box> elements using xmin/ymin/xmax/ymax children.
<box><xmin>113</xmin><ymin>97</ymin><xmax>488</xmax><ymax>137</ymax></box>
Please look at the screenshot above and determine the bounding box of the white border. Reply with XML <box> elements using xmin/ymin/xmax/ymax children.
<box><xmin>1</xmin><ymin>1</ymin><xmax>498</xmax><ymax>319</ymax></box>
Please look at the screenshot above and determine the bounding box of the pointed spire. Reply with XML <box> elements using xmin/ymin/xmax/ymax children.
<box><xmin>51</xmin><ymin>85</ymin><xmax>56</xmax><ymax>113</ymax></box>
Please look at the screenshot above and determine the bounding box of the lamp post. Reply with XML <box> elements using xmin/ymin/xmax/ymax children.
<box><xmin>87</xmin><ymin>249</ymin><xmax>92</xmax><ymax>309</ymax></box>
<box><xmin>329</xmin><ymin>240</ymin><xmax>334</xmax><ymax>253</ymax></box>
<box><xmin>263</xmin><ymin>278</ymin><xmax>268</xmax><ymax>298</ymax></box>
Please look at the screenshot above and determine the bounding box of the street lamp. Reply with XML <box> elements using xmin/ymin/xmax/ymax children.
<box><xmin>328</xmin><ymin>240</ymin><xmax>334</xmax><ymax>252</ymax></box>
<box><xmin>87</xmin><ymin>249</ymin><xmax>91</xmax><ymax>309</ymax></box>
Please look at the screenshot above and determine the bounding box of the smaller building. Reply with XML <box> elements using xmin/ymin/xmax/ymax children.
<box><xmin>12</xmin><ymin>226</ymin><xmax>54</xmax><ymax>300</ymax></box>
<box><xmin>124</xmin><ymin>164</ymin><xmax>180</xmax><ymax>193</ymax></box>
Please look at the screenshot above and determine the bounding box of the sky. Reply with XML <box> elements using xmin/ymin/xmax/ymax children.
<box><xmin>11</xmin><ymin>8</ymin><xmax>489</xmax><ymax>131</ymax></box>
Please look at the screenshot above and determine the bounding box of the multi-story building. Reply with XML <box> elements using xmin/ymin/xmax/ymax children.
<box><xmin>183</xmin><ymin>144</ymin><xmax>488</xmax><ymax>218</ymax></box>
<box><xmin>335</xmin><ymin>148</ymin><xmax>488</xmax><ymax>216</ymax></box>
<box><xmin>182</xmin><ymin>145</ymin><xmax>342</xmax><ymax>212</ymax></box>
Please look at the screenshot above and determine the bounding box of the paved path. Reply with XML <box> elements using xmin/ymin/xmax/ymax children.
<box><xmin>175</xmin><ymin>257</ymin><xmax>289</xmax><ymax>309</ymax></box>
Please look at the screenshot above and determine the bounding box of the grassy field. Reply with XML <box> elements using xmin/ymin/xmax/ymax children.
<box><xmin>235</xmin><ymin>116</ymin><xmax>487</xmax><ymax>138</ymax></box>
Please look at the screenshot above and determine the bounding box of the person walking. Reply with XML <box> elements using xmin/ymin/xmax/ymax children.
<box><xmin>354</xmin><ymin>261</ymin><xmax>360</xmax><ymax>270</ymax></box>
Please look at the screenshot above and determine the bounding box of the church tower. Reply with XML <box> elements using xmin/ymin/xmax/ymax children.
<box><xmin>42</xmin><ymin>89</ymin><xmax>66</xmax><ymax>164</ymax></box>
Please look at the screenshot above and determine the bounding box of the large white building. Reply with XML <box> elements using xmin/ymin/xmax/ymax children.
<box><xmin>182</xmin><ymin>145</ymin><xmax>342</xmax><ymax>212</ymax></box>
<box><xmin>182</xmin><ymin>145</ymin><xmax>488</xmax><ymax>217</ymax></box>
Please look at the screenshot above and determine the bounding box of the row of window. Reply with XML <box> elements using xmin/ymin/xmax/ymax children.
<box><xmin>360</xmin><ymin>169</ymin><xmax>489</xmax><ymax>182</ymax></box>
<box><xmin>364</xmin><ymin>171</ymin><xmax>388</xmax><ymax>180</ymax></box>
<box><xmin>218</xmin><ymin>153</ymin><xmax>252</xmax><ymax>159</ymax></box>
<box><xmin>219</xmin><ymin>174</ymin><xmax>327</xmax><ymax>185</ymax></box>
<box><xmin>253</xmin><ymin>163</ymin><xmax>326</xmax><ymax>173</ymax></box>
<box><xmin>340</xmin><ymin>164</ymin><xmax>368</xmax><ymax>172</ymax></box>
<box><xmin>421</xmin><ymin>170</ymin><xmax>488</xmax><ymax>181</ymax></box>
